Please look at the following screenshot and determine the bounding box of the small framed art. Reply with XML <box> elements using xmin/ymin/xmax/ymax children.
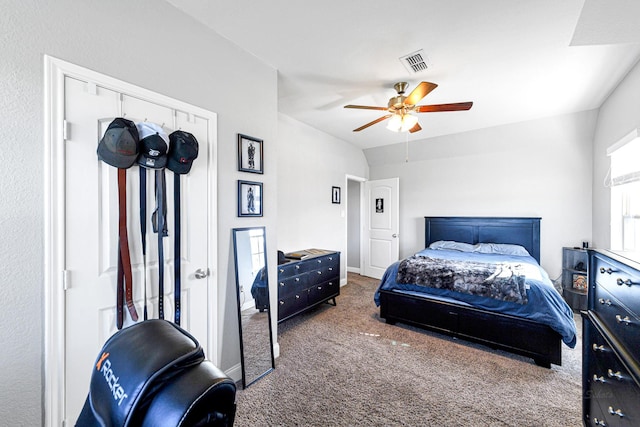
<box><xmin>332</xmin><ymin>186</ymin><xmax>341</xmax><ymax>204</ymax></box>
<box><xmin>238</xmin><ymin>180</ymin><xmax>263</xmax><ymax>217</ymax></box>
<box><xmin>572</xmin><ymin>274</ymin><xmax>587</xmax><ymax>291</ymax></box>
<box><xmin>237</xmin><ymin>133</ymin><xmax>263</xmax><ymax>174</ymax></box>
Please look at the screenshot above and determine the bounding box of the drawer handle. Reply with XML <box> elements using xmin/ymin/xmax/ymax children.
<box><xmin>279</xmin><ymin>282</ymin><xmax>285</xmax><ymax>287</ymax></box>
<box><xmin>328</xmin><ymin>267</ymin><xmax>333</xmax><ymax>271</ymax></box>
<box><xmin>317</xmin><ymin>286</ymin><xmax>322</xmax><ymax>290</ymax></box>
<box><xmin>295</xmin><ymin>265</ymin><xmax>300</xmax><ymax>270</ymax></box>
<box><xmin>593</xmin><ymin>374</ymin><xmax>606</xmax><ymax>383</ymax></box>
<box><xmin>600</xmin><ymin>267</ymin><xmax>614</xmax><ymax>274</ymax></box>
<box><xmin>295</xmin><ymin>295</ymin><xmax>300</xmax><ymax>299</ymax></box>
<box><xmin>593</xmin><ymin>418</ymin><xmax>607</xmax><ymax>426</ymax></box>
<box><xmin>616</xmin><ymin>278</ymin><xmax>633</xmax><ymax>286</ymax></box>
<box><xmin>592</xmin><ymin>343</ymin><xmax>606</xmax><ymax>352</ymax></box>
<box><xmin>317</xmin><ymin>260</ymin><xmax>322</xmax><ymax>264</ymax></box>
<box><xmin>615</xmin><ymin>314</ymin><xmax>631</xmax><ymax>325</ymax></box>
<box><xmin>317</xmin><ymin>271</ymin><xmax>322</xmax><ymax>275</ymax></box>
<box><xmin>279</xmin><ymin>268</ymin><xmax>284</xmax><ymax>273</ymax></box>
<box><xmin>279</xmin><ymin>301</ymin><xmax>285</xmax><ymax>305</ymax></box>
<box><xmin>607</xmin><ymin>369</ymin><xmax>623</xmax><ymax>381</ymax></box>
<box><xmin>598</xmin><ymin>298</ymin><xmax>612</xmax><ymax>306</ymax></box>
<box><xmin>295</xmin><ymin>277</ymin><xmax>300</xmax><ymax>282</ymax></box>
<box><xmin>328</xmin><ymin>257</ymin><xmax>333</xmax><ymax>261</ymax></box>
<box><xmin>608</xmin><ymin>406</ymin><xmax>625</xmax><ymax>418</ymax></box>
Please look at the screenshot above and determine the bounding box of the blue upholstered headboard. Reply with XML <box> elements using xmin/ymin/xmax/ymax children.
<box><xmin>424</xmin><ymin>216</ymin><xmax>541</xmax><ymax>264</ymax></box>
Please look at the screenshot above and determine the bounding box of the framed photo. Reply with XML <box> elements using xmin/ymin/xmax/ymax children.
<box><xmin>332</xmin><ymin>186</ymin><xmax>341</xmax><ymax>204</ymax></box>
<box><xmin>572</xmin><ymin>274</ymin><xmax>587</xmax><ymax>291</ymax></box>
<box><xmin>237</xmin><ymin>134</ymin><xmax>263</xmax><ymax>174</ymax></box>
<box><xmin>238</xmin><ymin>180</ymin><xmax>263</xmax><ymax>217</ymax></box>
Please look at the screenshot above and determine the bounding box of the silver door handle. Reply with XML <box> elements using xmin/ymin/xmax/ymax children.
<box><xmin>392</xmin><ymin>234</ymin><xmax>398</xmax><ymax>238</ymax></box>
<box><xmin>194</xmin><ymin>268</ymin><xmax>209</xmax><ymax>279</ymax></box>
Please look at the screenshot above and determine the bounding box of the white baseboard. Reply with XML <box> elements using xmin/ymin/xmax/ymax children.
<box><xmin>347</xmin><ymin>266</ymin><xmax>361</xmax><ymax>274</ymax></box>
<box><xmin>226</xmin><ymin>363</ymin><xmax>242</xmax><ymax>383</ymax></box>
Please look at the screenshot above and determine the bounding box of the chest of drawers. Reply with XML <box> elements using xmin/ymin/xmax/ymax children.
<box><xmin>583</xmin><ymin>249</ymin><xmax>640</xmax><ymax>426</ymax></box>
<box><xmin>276</xmin><ymin>250</ymin><xmax>340</xmax><ymax>323</ymax></box>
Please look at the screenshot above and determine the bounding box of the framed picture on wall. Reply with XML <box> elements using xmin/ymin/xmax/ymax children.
<box><xmin>238</xmin><ymin>180</ymin><xmax>263</xmax><ymax>217</ymax></box>
<box><xmin>237</xmin><ymin>133</ymin><xmax>263</xmax><ymax>174</ymax></box>
<box><xmin>332</xmin><ymin>186</ymin><xmax>341</xmax><ymax>204</ymax></box>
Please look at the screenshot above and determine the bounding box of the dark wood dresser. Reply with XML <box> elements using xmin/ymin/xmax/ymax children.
<box><xmin>276</xmin><ymin>249</ymin><xmax>340</xmax><ymax>323</ymax></box>
<box><xmin>583</xmin><ymin>249</ymin><xmax>640</xmax><ymax>426</ymax></box>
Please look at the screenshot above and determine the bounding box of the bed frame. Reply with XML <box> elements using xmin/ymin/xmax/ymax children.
<box><xmin>378</xmin><ymin>216</ymin><xmax>562</xmax><ymax>368</ymax></box>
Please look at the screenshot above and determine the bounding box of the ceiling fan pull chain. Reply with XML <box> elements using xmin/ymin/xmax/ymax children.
<box><xmin>405</xmin><ymin>132</ymin><xmax>409</xmax><ymax>163</ymax></box>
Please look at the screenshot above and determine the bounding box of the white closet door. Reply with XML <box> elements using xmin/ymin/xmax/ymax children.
<box><xmin>63</xmin><ymin>76</ymin><xmax>212</xmax><ymax>421</ymax></box>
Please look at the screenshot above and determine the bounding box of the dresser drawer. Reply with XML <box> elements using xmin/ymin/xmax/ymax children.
<box><xmin>590</xmin><ymin>348</ymin><xmax>640</xmax><ymax>423</ymax></box>
<box><xmin>278</xmin><ymin>292</ymin><xmax>307</xmax><ymax>320</ymax></box>
<box><xmin>592</xmin><ymin>285</ymin><xmax>640</xmax><ymax>362</ymax></box>
<box><xmin>307</xmin><ymin>278</ymin><xmax>339</xmax><ymax>306</ymax></box>
<box><xmin>584</xmin><ymin>397</ymin><xmax>609</xmax><ymax>427</ymax></box>
<box><xmin>277</xmin><ymin>262</ymin><xmax>302</xmax><ymax>279</ymax></box>
<box><xmin>278</xmin><ymin>273</ymin><xmax>309</xmax><ymax>298</ymax></box>
<box><xmin>308</xmin><ymin>264</ymin><xmax>338</xmax><ymax>282</ymax></box>
<box><xmin>584</xmin><ymin>315</ymin><xmax>640</xmax><ymax>426</ymax></box>
<box><xmin>593</xmin><ymin>254</ymin><xmax>640</xmax><ymax>317</ymax></box>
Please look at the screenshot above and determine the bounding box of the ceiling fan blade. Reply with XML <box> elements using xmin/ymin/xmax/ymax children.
<box><xmin>353</xmin><ymin>114</ymin><xmax>393</xmax><ymax>132</ymax></box>
<box><xmin>415</xmin><ymin>102</ymin><xmax>473</xmax><ymax>113</ymax></box>
<box><xmin>403</xmin><ymin>82</ymin><xmax>438</xmax><ymax>106</ymax></box>
<box><xmin>344</xmin><ymin>105</ymin><xmax>388</xmax><ymax>111</ymax></box>
<box><xmin>408</xmin><ymin>123</ymin><xmax>422</xmax><ymax>133</ymax></box>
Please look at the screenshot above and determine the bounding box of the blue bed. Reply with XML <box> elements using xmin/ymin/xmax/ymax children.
<box><xmin>376</xmin><ymin>216</ymin><xmax>575</xmax><ymax>367</ymax></box>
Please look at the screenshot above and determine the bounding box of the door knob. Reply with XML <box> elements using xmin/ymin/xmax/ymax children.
<box><xmin>392</xmin><ymin>234</ymin><xmax>398</xmax><ymax>238</ymax></box>
<box><xmin>194</xmin><ymin>268</ymin><xmax>209</xmax><ymax>279</ymax></box>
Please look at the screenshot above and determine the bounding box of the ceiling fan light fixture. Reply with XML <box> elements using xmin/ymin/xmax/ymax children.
<box><xmin>387</xmin><ymin>113</ymin><xmax>418</xmax><ymax>132</ymax></box>
<box><xmin>386</xmin><ymin>114</ymin><xmax>403</xmax><ymax>132</ymax></box>
<box><xmin>400</xmin><ymin>114</ymin><xmax>418</xmax><ymax>132</ymax></box>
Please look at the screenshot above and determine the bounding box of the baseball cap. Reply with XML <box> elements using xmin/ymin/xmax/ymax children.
<box><xmin>97</xmin><ymin>118</ymin><xmax>140</xmax><ymax>168</ymax></box>
<box><xmin>167</xmin><ymin>131</ymin><xmax>199</xmax><ymax>174</ymax></box>
<box><xmin>136</xmin><ymin>122</ymin><xmax>169</xmax><ymax>169</ymax></box>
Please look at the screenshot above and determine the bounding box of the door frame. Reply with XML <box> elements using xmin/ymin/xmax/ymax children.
<box><xmin>43</xmin><ymin>55</ymin><xmax>218</xmax><ymax>427</ymax></box>
<box><xmin>345</xmin><ymin>175</ymin><xmax>366</xmax><ymax>276</ymax></box>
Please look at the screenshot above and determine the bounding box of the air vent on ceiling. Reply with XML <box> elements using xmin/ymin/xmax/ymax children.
<box><xmin>399</xmin><ymin>49</ymin><xmax>430</xmax><ymax>74</ymax></box>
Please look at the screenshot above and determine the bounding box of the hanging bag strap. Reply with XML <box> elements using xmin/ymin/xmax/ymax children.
<box><xmin>117</xmin><ymin>168</ymin><xmax>139</xmax><ymax>326</ymax></box>
<box><xmin>174</xmin><ymin>173</ymin><xmax>181</xmax><ymax>325</ymax></box>
<box><xmin>116</xmin><ymin>239</ymin><xmax>125</xmax><ymax>329</ymax></box>
<box><xmin>139</xmin><ymin>167</ymin><xmax>148</xmax><ymax>320</ymax></box>
<box><xmin>153</xmin><ymin>169</ymin><xmax>168</xmax><ymax>319</ymax></box>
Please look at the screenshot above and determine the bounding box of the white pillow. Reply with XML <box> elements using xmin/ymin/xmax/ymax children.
<box><xmin>428</xmin><ymin>240</ymin><xmax>476</xmax><ymax>252</ymax></box>
<box><xmin>473</xmin><ymin>242</ymin><xmax>530</xmax><ymax>257</ymax></box>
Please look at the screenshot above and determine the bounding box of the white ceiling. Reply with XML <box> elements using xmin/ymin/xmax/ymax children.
<box><xmin>166</xmin><ymin>0</ymin><xmax>640</xmax><ymax>150</ymax></box>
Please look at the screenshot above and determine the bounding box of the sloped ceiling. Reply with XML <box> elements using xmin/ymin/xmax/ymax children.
<box><xmin>167</xmin><ymin>0</ymin><xmax>640</xmax><ymax>149</ymax></box>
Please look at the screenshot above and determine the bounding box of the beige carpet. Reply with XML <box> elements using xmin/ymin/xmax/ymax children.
<box><xmin>234</xmin><ymin>273</ymin><xmax>582</xmax><ymax>426</ymax></box>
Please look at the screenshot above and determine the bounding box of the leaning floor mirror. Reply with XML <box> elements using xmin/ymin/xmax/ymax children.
<box><xmin>232</xmin><ymin>226</ymin><xmax>275</xmax><ymax>388</ymax></box>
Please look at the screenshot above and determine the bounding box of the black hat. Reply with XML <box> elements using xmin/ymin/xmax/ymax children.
<box><xmin>136</xmin><ymin>122</ymin><xmax>169</xmax><ymax>169</ymax></box>
<box><xmin>97</xmin><ymin>118</ymin><xmax>140</xmax><ymax>168</ymax></box>
<box><xmin>167</xmin><ymin>131</ymin><xmax>199</xmax><ymax>174</ymax></box>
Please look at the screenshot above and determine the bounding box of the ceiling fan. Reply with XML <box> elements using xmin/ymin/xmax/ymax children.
<box><xmin>344</xmin><ymin>81</ymin><xmax>473</xmax><ymax>133</ymax></box>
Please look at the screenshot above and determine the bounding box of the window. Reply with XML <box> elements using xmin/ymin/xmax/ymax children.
<box><xmin>608</xmin><ymin>129</ymin><xmax>640</xmax><ymax>251</ymax></box>
<box><xmin>249</xmin><ymin>228</ymin><xmax>265</xmax><ymax>274</ymax></box>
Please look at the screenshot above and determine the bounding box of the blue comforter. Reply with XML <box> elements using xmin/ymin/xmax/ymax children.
<box><xmin>374</xmin><ymin>249</ymin><xmax>577</xmax><ymax>348</ymax></box>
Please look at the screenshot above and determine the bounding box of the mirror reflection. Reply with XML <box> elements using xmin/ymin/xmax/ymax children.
<box><xmin>232</xmin><ymin>227</ymin><xmax>275</xmax><ymax>388</ymax></box>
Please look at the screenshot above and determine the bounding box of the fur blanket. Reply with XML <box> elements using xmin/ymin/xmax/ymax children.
<box><xmin>396</xmin><ymin>255</ymin><xmax>528</xmax><ymax>304</ymax></box>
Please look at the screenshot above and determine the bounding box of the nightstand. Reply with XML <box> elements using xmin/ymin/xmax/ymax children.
<box><xmin>561</xmin><ymin>247</ymin><xmax>588</xmax><ymax>311</ymax></box>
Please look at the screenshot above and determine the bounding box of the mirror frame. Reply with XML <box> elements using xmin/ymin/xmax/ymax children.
<box><xmin>232</xmin><ymin>226</ymin><xmax>275</xmax><ymax>389</ymax></box>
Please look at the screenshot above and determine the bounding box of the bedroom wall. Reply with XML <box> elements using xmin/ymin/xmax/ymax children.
<box><xmin>591</xmin><ymin>58</ymin><xmax>640</xmax><ymax>248</ymax></box>
<box><xmin>277</xmin><ymin>114</ymin><xmax>369</xmax><ymax>281</ymax></box>
<box><xmin>0</xmin><ymin>1</ymin><xmax>277</xmax><ymax>425</ymax></box>
<box><xmin>363</xmin><ymin>110</ymin><xmax>597</xmax><ymax>279</ymax></box>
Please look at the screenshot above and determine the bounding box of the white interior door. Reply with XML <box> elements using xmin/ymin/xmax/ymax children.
<box><xmin>363</xmin><ymin>178</ymin><xmax>399</xmax><ymax>279</ymax></box>
<box><xmin>61</xmin><ymin>74</ymin><xmax>215</xmax><ymax>422</ymax></box>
